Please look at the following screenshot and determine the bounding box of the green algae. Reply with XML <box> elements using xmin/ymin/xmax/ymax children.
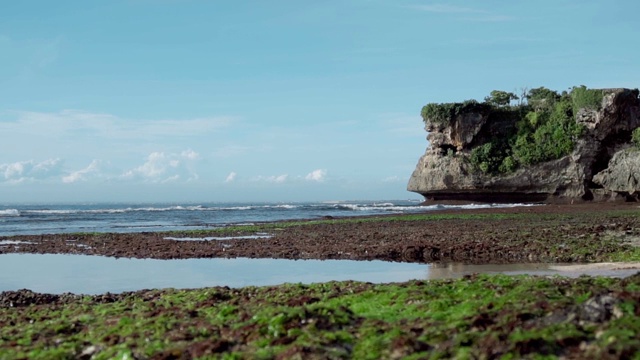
<box><xmin>2</xmin><ymin>274</ymin><xmax>640</xmax><ymax>359</ymax></box>
<box><xmin>2</xmin><ymin>206</ymin><xmax>639</xmax><ymax>358</ymax></box>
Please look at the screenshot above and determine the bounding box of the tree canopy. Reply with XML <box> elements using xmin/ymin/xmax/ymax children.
<box><xmin>484</xmin><ymin>90</ymin><xmax>518</xmax><ymax>107</ymax></box>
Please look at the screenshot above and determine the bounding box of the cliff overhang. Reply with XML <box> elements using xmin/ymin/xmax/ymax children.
<box><xmin>407</xmin><ymin>87</ymin><xmax>640</xmax><ymax>203</ymax></box>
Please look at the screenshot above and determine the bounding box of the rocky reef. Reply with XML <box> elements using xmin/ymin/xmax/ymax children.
<box><xmin>408</xmin><ymin>88</ymin><xmax>640</xmax><ymax>203</ymax></box>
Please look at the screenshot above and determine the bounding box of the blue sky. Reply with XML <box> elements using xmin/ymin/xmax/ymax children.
<box><xmin>1</xmin><ymin>1</ymin><xmax>638</xmax><ymax>203</ymax></box>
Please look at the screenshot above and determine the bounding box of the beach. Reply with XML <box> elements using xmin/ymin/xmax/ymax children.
<box><xmin>1</xmin><ymin>202</ymin><xmax>638</xmax><ymax>263</ymax></box>
<box><xmin>1</xmin><ymin>202</ymin><xmax>640</xmax><ymax>359</ymax></box>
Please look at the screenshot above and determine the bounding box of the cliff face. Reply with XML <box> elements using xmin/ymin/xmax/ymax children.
<box><xmin>407</xmin><ymin>88</ymin><xmax>640</xmax><ymax>203</ymax></box>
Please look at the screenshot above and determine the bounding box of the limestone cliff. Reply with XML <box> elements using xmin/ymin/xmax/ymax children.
<box><xmin>407</xmin><ymin>88</ymin><xmax>640</xmax><ymax>202</ymax></box>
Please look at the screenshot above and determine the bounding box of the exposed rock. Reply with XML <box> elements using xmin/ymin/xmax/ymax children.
<box><xmin>408</xmin><ymin>88</ymin><xmax>640</xmax><ymax>203</ymax></box>
<box><xmin>425</xmin><ymin>105</ymin><xmax>491</xmax><ymax>151</ymax></box>
<box><xmin>0</xmin><ymin>289</ymin><xmax>78</xmax><ymax>307</ymax></box>
<box><xmin>576</xmin><ymin>294</ymin><xmax>622</xmax><ymax>323</ymax></box>
<box><xmin>592</xmin><ymin>148</ymin><xmax>640</xmax><ymax>201</ymax></box>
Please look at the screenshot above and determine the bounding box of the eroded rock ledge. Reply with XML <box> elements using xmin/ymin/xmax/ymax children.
<box><xmin>408</xmin><ymin>88</ymin><xmax>640</xmax><ymax>203</ymax></box>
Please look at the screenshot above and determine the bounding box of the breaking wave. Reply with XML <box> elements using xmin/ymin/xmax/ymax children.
<box><xmin>0</xmin><ymin>209</ymin><xmax>20</xmax><ymax>217</ymax></box>
<box><xmin>10</xmin><ymin>202</ymin><xmax>536</xmax><ymax>216</ymax></box>
<box><xmin>332</xmin><ymin>202</ymin><xmax>537</xmax><ymax>212</ymax></box>
<box><xmin>0</xmin><ymin>200</ymin><xmax>539</xmax><ymax>236</ymax></box>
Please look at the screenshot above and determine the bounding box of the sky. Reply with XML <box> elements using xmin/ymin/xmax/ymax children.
<box><xmin>1</xmin><ymin>1</ymin><xmax>639</xmax><ymax>203</ymax></box>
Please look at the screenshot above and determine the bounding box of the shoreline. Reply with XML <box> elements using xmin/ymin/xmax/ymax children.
<box><xmin>0</xmin><ymin>202</ymin><xmax>638</xmax><ymax>263</ymax></box>
<box><xmin>2</xmin><ymin>202</ymin><xmax>640</xmax><ymax>358</ymax></box>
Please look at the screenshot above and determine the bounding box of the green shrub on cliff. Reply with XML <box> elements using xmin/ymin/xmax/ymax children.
<box><xmin>421</xmin><ymin>86</ymin><xmax>609</xmax><ymax>175</ymax></box>
<box><xmin>513</xmin><ymin>97</ymin><xmax>585</xmax><ymax>165</ymax></box>
<box><xmin>633</xmin><ymin>127</ymin><xmax>640</xmax><ymax>150</ymax></box>
<box><xmin>470</xmin><ymin>142</ymin><xmax>500</xmax><ymax>174</ymax></box>
<box><xmin>421</xmin><ymin>100</ymin><xmax>489</xmax><ymax>126</ymax></box>
<box><xmin>470</xmin><ymin>139</ymin><xmax>516</xmax><ymax>174</ymax></box>
<box><xmin>571</xmin><ymin>85</ymin><xmax>604</xmax><ymax>111</ymax></box>
<box><xmin>421</xmin><ymin>103</ymin><xmax>456</xmax><ymax>125</ymax></box>
<box><xmin>486</xmin><ymin>88</ymin><xmax>584</xmax><ymax>169</ymax></box>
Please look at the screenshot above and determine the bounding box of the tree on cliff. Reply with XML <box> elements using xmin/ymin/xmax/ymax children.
<box><xmin>526</xmin><ymin>87</ymin><xmax>560</xmax><ymax>111</ymax></box>
<box><xmin>484</xmin><ymin>90</ymin><xmax>518</xmax><ymax>107</ymax></box>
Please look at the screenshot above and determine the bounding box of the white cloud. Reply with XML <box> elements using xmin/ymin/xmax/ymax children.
<box><xmin>123</xmin><ymin>152</ymin><xmax>168</xmax><ymax>179</ymax></box>
<box><xmin>161</xmin><ymin>175</ymin><xmax>180</xmax><ymax>183</ymax></box>
<box><xmin>271</xmin><ymin>174</ymin><xmax>288</xmax><ymax>183</ymax></box>
<box><xmin>225</xmin><ymin>171</ymin><xmax>237</xmax><ymax>183</ymax></box>
<box><xmin>121</xmin><ymin>150</ymin><xmax>200</xmax><ymax>183</ymax></box>
<box><xmin>305</xmin><ymin>169</ymin><xmax>327</xmax><ymax>182</ymax></box>
<box><xmin>0</xmin><ymin>158</ymin><xmax>63</xmax><ymax>183</ymax></box>
<box><xmin>3</xmin><ymin>162</ymin><xmax>24</xmax><ymax>180</ymax></box>
<box><xmin>62</xmin><ymin>160</ymin><xmax>101</xmax><ymax>183</ymax></box>
<box><xmin>181</xmin><ymin>149</ymin><xmax>200</xmax><ymax>160</ymax></box>
<box><xmin>0</xmin><ymin>149</ymin><xmax>203</xmax><ymax>186</ymax></box>
<box><xmin>254</xmin><ymin>174</ymin><xmax>289</xmax><ymax>183</ymax></box>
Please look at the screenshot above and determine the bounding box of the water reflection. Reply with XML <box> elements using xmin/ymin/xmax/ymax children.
<box><xmin>0</xmin><ymin>254</ymin><xmax>428</xmax><ymax>294</ymax></box>
<box><xmin>427</xmin><ymin>263</ymin><xmax>554</xmax><ymax>279</ymax></box>
<box><xmin>1</xmin><ymin>254</ymin><xmax>637</xmax><ymax>295</ymax></box>
<box><xmin>427</xmin><ymin>262</ymin><xmax>640</xmax><ymax>280</ymax></box>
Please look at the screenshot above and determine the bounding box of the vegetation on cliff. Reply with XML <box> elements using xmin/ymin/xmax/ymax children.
<box><xmin>633</xmin><ymin>127</ymin><xmax>640</xmax><ymax>150</ymax></box>
<box><xmin>422</xmin><ymin>86</ymin><xmax>607</xmax><ymax>175</ymax></box>
<box><xmin>420</xmin><ymin>100</ymin><xmax>490</xmax><ymax>127</ymax></box>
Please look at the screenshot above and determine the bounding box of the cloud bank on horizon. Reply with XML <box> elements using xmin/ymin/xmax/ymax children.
<box><xmin>0</xmin><ymin>107</ymin><xmax>415</xmax><ymax>201</ymax></box>
<box><xmin>1</xmin><ymin>1</ymin><xmax>638</xmax><ymax>202</ymax></box>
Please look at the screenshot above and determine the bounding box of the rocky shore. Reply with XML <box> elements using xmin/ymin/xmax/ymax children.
<box><xmin>1</xmin><ymin>202</ymin><xmax>638</xmax><ymax>264</ymax></box>
<box><xmin>1</xmin><ymin>203</ymin><xmax>640</xmax><ymax>359</ymax></box>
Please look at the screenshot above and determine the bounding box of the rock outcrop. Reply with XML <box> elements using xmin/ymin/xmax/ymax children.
<box><xmin>408</xmin><ymin>88</ymin><xmax>640</xmax><ymax>203</ymax></box>
<box><xmin>592</xmin><ymin>149</ymin><xmax>640</xmax><ymax>200</ymax></box>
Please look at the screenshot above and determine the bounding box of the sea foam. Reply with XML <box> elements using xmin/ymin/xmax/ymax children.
<box><xmin>0</xmin><ymin>209</ymin><xmax>20</xmax><ymax>217</ymax></box>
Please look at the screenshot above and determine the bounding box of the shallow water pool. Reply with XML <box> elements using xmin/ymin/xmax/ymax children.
<box><xmin>0</xmin><ymin>254</ymin><xmax>429</xmax><ymax>294</ymax></box>
<box><xmin>1</xmin><ymin>254</ymin><xmax>638</xmax><ymax>294</ymax></box>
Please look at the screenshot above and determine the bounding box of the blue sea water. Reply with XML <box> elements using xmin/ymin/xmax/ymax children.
<box><xmin>0</xmin><ymin>200</ymin><xmax>530</xmax><ymax>236</ymax></box>
<box><xmin>0</xmin><ymin>200</ymin><xmax>542</xmax><ymax>293</ymax></box>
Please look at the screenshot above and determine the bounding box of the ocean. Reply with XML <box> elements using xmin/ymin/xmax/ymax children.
<box><xmin>0</xmin><ymin>200</ymin><xmax>528</xmax><ymax>236</ymax></box>
<box><xmin>0</xmin><ymin>200</ymin><xmax>539</xmax><ymax>293</ymax></box>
